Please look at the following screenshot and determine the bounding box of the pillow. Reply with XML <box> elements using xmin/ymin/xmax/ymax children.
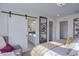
<box><xmin>68</xmin><ymin>39</ymin><xmax>79</xmax><ymax>49</ymax></box>
<box><xmin>65</xmin><ymin>37</ymin><xmax>74</xmax><ymax>48</ymax></box>
<box><xmin>0</xmin><ymin>44</ymin><xmax>14</xmax><ymax>53</ymax></box>
<box><xmin>68</xmin><ymin>42</ymin><xmax>78</xmax><ymax>56</ymax></box>
<box><xmin>0</xmin><ymin>36</ymin><xmax>6</xmax><ymax>49</ymax></box>
<box><xmin>67</xmin><ymin>39</ymin><xmax>79</xmax><ymax>56</ymax></box>
<box><xmin>68</xmin><ymin>43</ymin><xmax>75</xmax><ymax>49</ymax></box>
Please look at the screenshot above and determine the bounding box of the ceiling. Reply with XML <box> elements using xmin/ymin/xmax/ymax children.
<box><xmin>0</xmin><ymin>3</ymin><xmax>79</xmax><ymax>19</ymax></box>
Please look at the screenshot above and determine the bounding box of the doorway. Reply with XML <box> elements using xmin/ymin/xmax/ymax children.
<box><xmin>27</xmin><ymin>17</ymin><xmax>36</xmax><ymax>50</ymax></box>
<box><xmin>60</xmin><ymin>21</ymin><xmax>68</xmax><ymax>39</ymax></box>
<box><xmin>49</xmin><ymin>21</ymin><xmax>53</xmax><ymax>41</ymax></box>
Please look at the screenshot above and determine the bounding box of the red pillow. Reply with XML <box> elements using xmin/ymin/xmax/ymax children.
<box><xmin>0</xmin><ymin>44</ymin><xmax>14</xmax><ymax>53</ymax></box>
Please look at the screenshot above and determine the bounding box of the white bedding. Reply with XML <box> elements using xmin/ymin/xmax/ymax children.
<box><xmin>0</xmin><ymin>52</ymin><xmax>16</xmax><ymax>56</ymax></box>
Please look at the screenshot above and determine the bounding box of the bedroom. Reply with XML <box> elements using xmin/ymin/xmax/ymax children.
<box><xmin>0</xmin><ymin>3</ymin><xmax>79</xmax><ymax>56</ymax></box>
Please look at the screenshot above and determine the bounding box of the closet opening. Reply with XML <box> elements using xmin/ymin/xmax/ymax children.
<box><xmin>27</xmin><ymin>17</ymin><xmax>36</xmax><ymax>50</ymax></box>
<box><xmin>60</xmin><ymin>21</ymin><xmax>68</xmax><ymax>40</ymax></box>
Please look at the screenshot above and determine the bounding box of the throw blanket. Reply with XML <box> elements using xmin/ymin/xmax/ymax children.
<box><xmin>43</xmin><ymin>45</ymin><xmax>69</xmax><ymax>56</ymax></box>
<box><xmin>31</xmin><ymin>39</ymin><xmax>66</xmax><ymax>56</ymax></box>
<box><xmin>43</xmin><ymin>45</ymin><xmax>78</xmax><ymax>56</ymax></box>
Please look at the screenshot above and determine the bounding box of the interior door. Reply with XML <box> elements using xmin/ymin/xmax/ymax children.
<box><xmin>60</xmin><ymin>21</ymin><xmax>68</xmax><ymax>39</ymax></box>
<box><xmin>49</xmin><ymin>21</ymin><xmax>53</xmax><ymax>41</ymax></box>
<box><xmin>8</xmin><ymin>15</ymin><xmax>28</xmax><ymax>51</ymax></box>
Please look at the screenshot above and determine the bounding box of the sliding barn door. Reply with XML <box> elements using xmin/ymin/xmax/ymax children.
<box><xmin>8</xmin><ymin>15</ymin><xmax>28</xmax><ymax>52</ymax></box>
<box><xmin>0</xmin><ymin>13</ymin><xmax>9</xmax><ymax>36</ymax></box>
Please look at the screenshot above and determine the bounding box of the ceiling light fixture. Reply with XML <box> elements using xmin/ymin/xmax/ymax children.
<box><xmin>56</xmin><ymin>0</ymin><xmax>65</xmax><ymax>7</ymax></box>
<box><xmin>57</xmin><ymin>3</ymin><xmax>65</xmax><ymax>7</ymax></box>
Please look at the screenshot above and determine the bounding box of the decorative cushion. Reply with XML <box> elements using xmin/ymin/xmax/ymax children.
<box><xmin>0</xmin><ymin>36</ymin><xmax>6</xmax><ymax>49</ymax></box>
<box><xmin>65</xmin><ymin>37</ymin><xmax>74</xmax><ymax>48</ymax></box>
<box><xmin>0</xmin><ymin>44</ymin><xmax>14</xmax><ymax>53</ymax></box>
<box><xmin>68</xmin><ymin>39</ymin><xmax>78</xmax><ymax>49</ymax></box>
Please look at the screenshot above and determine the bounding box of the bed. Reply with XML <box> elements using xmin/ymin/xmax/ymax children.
<box><xmin>31</xmin><ymin>38</ymin><xmax>79</xmax><ymax>56</ymax></box>
<box><xmin>31</xmin><ymin>39</ymin><xmax>66</xmax><ymax>56</ymax></box>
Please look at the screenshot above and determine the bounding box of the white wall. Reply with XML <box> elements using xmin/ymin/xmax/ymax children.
<box><xmin>48</xmin><ymin>18</ymin><xmax>56</xmax><ymax>41</ymax></box>
<box><xmin>53</xmin><ymin>19</ymin><xmax>56</xmax><ymax>40</ymax></box>
<box><xmin>0</xmin><ymin>13</ymin><xmax>8</xmax><ymax>36</ymax></box>
<box><xmin>55</xmin><ymin>13</ymin><xmax>79</xmax><ymax>41</ymax></box>
<box><xmin>35</xmin><ymin>17</ymin><xmax>39</xmax><ymax>45</ymax></box>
